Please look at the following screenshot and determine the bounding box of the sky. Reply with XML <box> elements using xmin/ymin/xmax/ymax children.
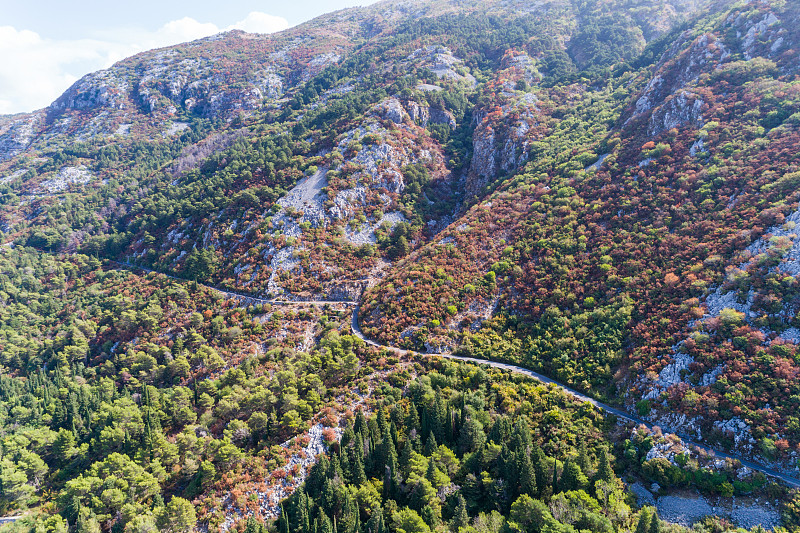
<box><xmin>0</xmin><ymin>1</ymin><xmax>380</xmax><ymax>115</ymax></box>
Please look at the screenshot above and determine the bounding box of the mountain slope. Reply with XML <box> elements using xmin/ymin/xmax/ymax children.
<box><xmin>1</xmin><ymin>0</ymin><xmax>800</xmax><ymax>530</ymax></box>
<box><xmin>361</xmin><ymin>0</ymin><xmax>800</xmax><ymax>466</ymax></box>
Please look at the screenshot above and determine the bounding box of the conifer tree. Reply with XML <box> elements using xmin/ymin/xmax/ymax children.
<box><xmin>519</xmin><ymin>450</ymin><xmax>537</xmax><ymax>496</ymax></box>
<box><xmin>512</xmin><ymin>418</ymin><xmax>532</xmax><ymax>455</ymax></box>
<box><xmin>577</xmin><ymin>440</ymin><xmax>591</xmax><ymax>475</ymax></box>
<box><xmin>365</xmin><ymin>509</ymin><xmax>385</xmax><ymax>533</ymax></box>
<box><xmin>451</xmin><ymin>494</ymin><xmax>469</xmax><ymax>531</ymax></box>
<box><xmin>354</xmin><ymin>410</ymin><xmax>367</xmax><ymax>436</ymax></box>
<box><xmin>425</xmin><ymin>431</ymin><xmax>438</xmax><ymax>456</ymax></box>
<box><xmin>279</xmin><ymin>505</ymin><xmax>290</xmax><ymax>533</ymax></box>
<box><xmin>384</xmin><ymin>444</ymin><xmax>399</xmax><ymax>499</ymax></box>
<box><xmin>552</xmin><ymin>461</ymin><xmax>560</xmax><ymax>494</ymax></box>
<box><xmin>649</xmin><ymin>510</ymin><xmax>663</xmax><ymax>533</ymax></box>
<box><xmin>634</xmin><ymin>508</ymin><xmax>651</xmax><ymax>533</ymax></box>
<box><xmin>531</xmin><ymin>446</ymin><xmax>548</xmax><ymax>495</ymax></box>
<box><xmin>425</xmin><ymin>458</ymin><xmax>438</xmax><ymax>485</ymax></box>
<box><xmin>421</xmin><ymin>505</ymin><xmax>438</xmax><ymax>529</ymax></box>
<box><xmin>595</xmin><ymin>445</ymin><xmax>614</xmax><ymax>484</ymax></box>
<box><xmin>560</xmin><ymin>458</ymin><xmax>588</xmax><ymax>492</ymax></box>
<box><xmin>406</xmin><ymin>403</ymin><xmax>420</xmax><ymax>432</ymax></box>
<box><xmin>244</xmin><ymin>517</ymin><xmax>263</xmax><ymax>533</ymax></box>
<box><xmin>500</xmin><ymin>445</ymin><xmax>520</xmax><ymax>499</ymax></box>
<box><xmin>351</xmin><ymin>446</ymin><xmax>367</xmax><ymax>485</ymax></box>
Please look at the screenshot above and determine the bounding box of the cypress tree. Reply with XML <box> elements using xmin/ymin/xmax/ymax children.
<box><xmin>421</xmin><ymin>505</ymin><xmax>438</xmax><ymax>529</ymax></box>
<box><xmin>432</xmin><ymin>392</ymin><xmax>446</xmax><ymax>442</ymax></box>
<box><xmin>318</xmin><ymin>512</ymin><xmax>333</xmax><ymax>533</ymax></box>
<box><xmin>355</xmin><ymin>432</ymin><xmax>365</xmax><ymax>460</ymax></box>
<box><xmin>531</xmin><ymin>445</ymin><xmax>548</xmax><ymax>494</ymax></box>
<box><xmin>384</xmin><ymin>444</ymin><xmax>399</xmax><ymax>499</ymax></box>
<box><xmin>519</xmin><ymin>450</ymin><xmax>537</xmax><ymax>496</ymax></box>
<box><xmin>489</xmin><ymin>416</ymin><xmax>511</xmax><ymax>444</ymax></box>
<box><xmin>500</xmin><ymin>444</ymin><xmax>519</xmax><ymax>498</ymax></box>
<box><xmin>279</xmin><ymin>505</ymin><xmax>290</xmax><ymax>533</ymax></box>
<box><xmin>340</xmin><ymin>426</ymin><xmax>355</xmax><ymax>451</ymax></box>
<box><xmin>446</xmin><ymin>404</ymin><xmax>455</xmax><ymax>443</ymax></box>
<box><xmin>244</xmin><ymin>517</ymin><xmax>261</xmax><ymax>533</ymax></box>
<box><xmin>406</xmin><ymin>403</ymin><xmax>420</xmax><ymax>432</ymax></box>
<box><xmin>377</xmin><ymin>406</ymin><xmax>388</xmax><ymax>435</ymax></box>
<box><xmin>577</xmin><ymin>440</ymin><xmax>591</xmax><ymax>476</ymax></box>
<box><xmin>365</xmin><ymin>509</ymin><xmax>385</xmax><ymax>533</ymax></box>
<box><xmin>425</xmin><ymin>458</ymin><xmax>438</xmax><ymax>485</ymax></box>
<box><xmin>328</xmin><ymin>452</ymin><xmax>344</xmax><ymax>482</ymax></box>
<box><xmin>390</xmin><ymin>420</ymin><xmax>399</xmax><ymax>451</ymax></box>
<box><xmin>512</xmin><ymin>417</ymin><xmax>532</xmax><ymax>455</ymax></box>
<box><xmin>354</xmin><ymin>410</ymin><xmax>367</xmax><ymax>436</ymax></box>
<box><xmin>340</xmin><ymin>448</ymin><xmax>352</xmax><ymax>483</ymax></box>
<box><xmin>295</xmin><ymin>488</ymin><xmax>310</xmax><ymax>533</ymax></box>
<box><xmin>399</xmin><ymin>437</ymin><xmax>413</xmax><ymax>471</ymax></box>
<box><xmin>381</xmin><ymin>424</ymin><xmax>396</xmax><ymax>469</ymax></box>
<box><xmin>552</xmin><ymin>460</ymin><xmax>560</xmax><ymax>494</ymax></box>
<box><xmin>352</xmin><ymin>446</ymin><xmax>366</xmax><ymax>485</ymax></box>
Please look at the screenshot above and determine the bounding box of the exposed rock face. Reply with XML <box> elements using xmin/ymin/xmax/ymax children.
<box><xmin>406</xmin><ymin>45</ymin><xmax>476</xmax><ymax>85</ymax></box>
<box><xmin>647</xmin><ymin>90</ymin><xmax>704</xmax><ymax>136</ymax></box>
<box><xmin>136</xmin><ymin>49</ymin><xmax>288</xmax><ymax>118</ymax></box>
<box><xmin>628</xmin><ymin>33</ymin><xmax>726</xmax><ymax>131</ymax></box>
<box><xmin>378</xmin><ymin>98</ymin><xmax>407</xmax><ymax>124</ymax></box>
<box><xmin>0</xmin><ymin>113</ymin><xmax>43</xmax><ymax>163</ymax></box>
<box><xmin>726</xmin><ymin>9</ymin><xmax>787</xmax><ymax>62</ymax></box>
<box><xmin>465</xmin><ymin>91</ymin><xmax>539</xmax><ymax>196</ymax></box>
<box><xmin>402</xmin><ymin>100</ymin><xmax>456</xmax><ymax>129</ymax></box>
<box><xmin>51</xmin><ymin>69</ymin><xmax>129</xmax><ymax>112</ymax></box>
<box><xmin>38</xmin><ymin>166</ymin><xmax>94</xmax><ymax>194</ymax></box>
<box><xmin>46</xmin><ymin>33</ymin><xmax>300</xmax><ymax>125</ymax></box>
<box><xmin>468</xmin><ymin>124</ymin><xmax>498</xmax><ymax>195</ymax></box>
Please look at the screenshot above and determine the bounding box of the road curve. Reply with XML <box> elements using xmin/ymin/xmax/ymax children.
<box><xmin>101</xmin><ymin>258</ymin><xmax>800</xmax><ymax>489</ymax></box>
<box><xmin>109</xmin><ymin>259</ymin><xmax>357</xmax><ymax>308</ymax></box>
<box><xmin>350</xmin><ymin>305</ymin><xmax>800</xmax><ymax>488</ymax></box>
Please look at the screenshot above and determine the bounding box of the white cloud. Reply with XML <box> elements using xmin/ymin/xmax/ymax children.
<box><xmin>0</xmin><ymin>12</ymin><xmax>289</xmax><ymax>115</ymax></box>
<box><xmin>227</xmin><ymin>12</ymin><xmax>290</xmax><ymax>34</ymax></box>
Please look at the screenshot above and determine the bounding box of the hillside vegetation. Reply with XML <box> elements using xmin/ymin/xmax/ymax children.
<box><xmin>0</xmin><ymin>0</ymin><xmax>799</xmax><ymax>531</ymax></box>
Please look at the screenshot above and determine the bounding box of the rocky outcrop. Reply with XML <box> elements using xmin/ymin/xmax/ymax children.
<box><xmin>0</xmin><ymin>113</ymin><xmax>43</xmax><ymax>163</ymax></box>
<box><xmin>377</xmin><ymin>98</ymin><xmax>407</xmax><ymax>124</ymax></box>
<box><xmin>465</xmin><ymin>92</ymin><xmax>539</xmax><ymax>196</ymax></box>
<box><xmin>405</xmin><ymin>46</ymin><xmax>476</xmax><ymax>85</ymax></box>
<box><xmin>403</xmin><ymin>100</ymin><xmax>456</xmax><ymax>129</ymax></box>
<box><xmin>628</xmin><ymin>33</ymin><xmax>726</xmax><ymax>132</ymax></box>
<box><xmin>725</xmin><ymin>9</ymin><xmax>789</xmax><ymax>62</ymax></box>
<box><xmin>51</xmin><ymin>69</ymin><xmax>130</xmax><ymax>112</ymax></box>
<box><xmin>647</xmin><ymin>90</ymin><xmax>704</xmax><ymax>137</ymax></box>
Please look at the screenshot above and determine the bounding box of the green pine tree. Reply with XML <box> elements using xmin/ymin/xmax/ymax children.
<box><xmin>595</xmin><ymin>446</ymin><xmax>614</xmax><ymax>483</ymax></box>
<box><xmin>425</xmin><ymin>431</ymin><xmax>437</xmax><ymax>456</ymax></box>
<box><xmin>451</xmin><ymin>494</ymin><xmax>469</xmax><ymax>532</ymax></box>
<box><xmin>635</xmin><ymin>508</ymin><xmax>651</xmax><ymax>533</ymax></box>
<box><xmin>560</xmin><ymin>457</ymin><xmax>588</xmax><ymax>492</ymax></box>
<box><xmin>649</xmin><ymin>510</ymin><xmax>663</xmax><ymax>533</ymax></box>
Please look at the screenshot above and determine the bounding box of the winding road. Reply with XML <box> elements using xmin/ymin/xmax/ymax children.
<box><xmin>347</xmin><ymin>305</ymin><xmax>800</xmax><ymax>488</ymax></box>
<box><xmin>108</xmin><ymin>260</ymin><xmax>800</xmax><ymax>488</ymax></box>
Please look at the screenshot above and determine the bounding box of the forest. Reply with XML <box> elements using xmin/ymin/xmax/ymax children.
<box><xmin>0</xmin><ymin>0</ymin><xmax>799</xmax><ymax>530</ymax></box>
